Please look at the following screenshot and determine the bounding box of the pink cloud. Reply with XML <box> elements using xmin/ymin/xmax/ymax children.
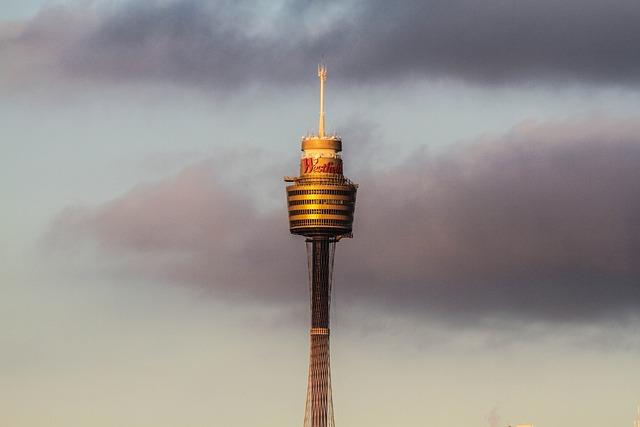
<box><xmin>47</xmin><ymin>117</ymin><xmax>640</xmax><ymax>323</ymax></box>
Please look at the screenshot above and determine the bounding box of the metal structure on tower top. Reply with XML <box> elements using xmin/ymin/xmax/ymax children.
<box><xmin>318</xmin><ymin>64</ymin><xmax>327</xmax><ymax>138</ymax></box>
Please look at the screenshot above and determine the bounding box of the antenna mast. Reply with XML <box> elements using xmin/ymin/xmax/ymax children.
<box><xmin>318</xmin><ymin>64</ymin><xmax>327</xmax><ymax>137</ymax></box>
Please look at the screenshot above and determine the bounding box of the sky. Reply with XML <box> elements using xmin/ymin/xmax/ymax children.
<box><xmin>2</xmin><ymin>1</ymin><xmax>640</xmax><ymax>426</ymax></box>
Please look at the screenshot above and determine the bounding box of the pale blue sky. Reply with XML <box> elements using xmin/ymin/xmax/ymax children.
<box><xmin>0</xmin><ymin>0</ymin><xmax>46</xmax><ymax>19</ymax></box>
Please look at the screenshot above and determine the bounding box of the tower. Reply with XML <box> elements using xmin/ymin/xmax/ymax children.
<box><xmin>284</xmin><ymin>65</ymin><xmax>358</xmax><ymax>427</ymax></box>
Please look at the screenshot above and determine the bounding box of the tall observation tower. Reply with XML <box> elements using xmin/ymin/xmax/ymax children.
<box><xmin>284</xmin><ymin>66</ymin><xmax>358</xmax><ymax>427</ymax></box>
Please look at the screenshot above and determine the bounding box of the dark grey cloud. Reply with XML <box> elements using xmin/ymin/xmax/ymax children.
<box><xmin>3</xmin><ymin>0</ymin><xmax>640</xmax><ymax>88</ymax></box>
<box><xmin>344</xmin><ymin>118</ymin><xmax>640</xmax><ymax>322</ymax></box>
<box><xmin>47</xmin><ymin>116</ymin><xmax>640</xmax><ymax>324</ymax></box>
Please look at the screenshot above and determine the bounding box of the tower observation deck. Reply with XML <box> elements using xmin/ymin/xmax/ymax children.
<box><xmin>284</xmin><ymin>65</ymin><xmax>357</xmax><ymax>427</ymax></box>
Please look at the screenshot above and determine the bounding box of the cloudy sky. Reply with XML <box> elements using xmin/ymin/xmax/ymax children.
<box><xmin>2</xmin><ymin>1</ymin><xmax>640</xmax><ymax>426</ymax></box>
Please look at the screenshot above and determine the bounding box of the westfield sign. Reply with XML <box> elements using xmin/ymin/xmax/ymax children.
<box><xmin>302</xmin><ymin>157</ymin><xmax>343</xmax><ymax>174</ymax></box>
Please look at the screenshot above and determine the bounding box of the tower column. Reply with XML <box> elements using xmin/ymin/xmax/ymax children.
<box><xmin>304</xmin><ymin>238</ymin><xmax>335</xmax><ymax>427</ymax></box>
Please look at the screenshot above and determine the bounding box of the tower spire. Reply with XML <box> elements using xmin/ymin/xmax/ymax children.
<box><xmin>318</xmin><ymin>64</ymin><xmax>327</xmax><ymax>138</ymax></box>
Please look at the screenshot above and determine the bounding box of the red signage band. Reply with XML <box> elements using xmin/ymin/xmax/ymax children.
<box><xmin>301</xmin><ymin>157</ymin><xmax>343</xmax><ymax>175</ymax></box>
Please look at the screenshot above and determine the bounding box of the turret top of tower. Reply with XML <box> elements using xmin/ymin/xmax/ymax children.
<box><xmin>301</xmin><ymin>135</ymin><xmax>342</xmax><ymax>153</ymax></box>
<box><xmin>302</xmin><ymin>64</ymin><xmax>342</xmax><ymax>153</ymax></box>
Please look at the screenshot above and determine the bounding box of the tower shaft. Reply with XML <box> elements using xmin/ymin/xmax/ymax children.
<box><xmin>310</xmin><ymin>238</ymin><xmax>332</xmax><ymax>329</ymax></box>
<box><xmin>304</xmin><ymin>238</ymin><xmax>335</xmax><ymax>427</ymax></box>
